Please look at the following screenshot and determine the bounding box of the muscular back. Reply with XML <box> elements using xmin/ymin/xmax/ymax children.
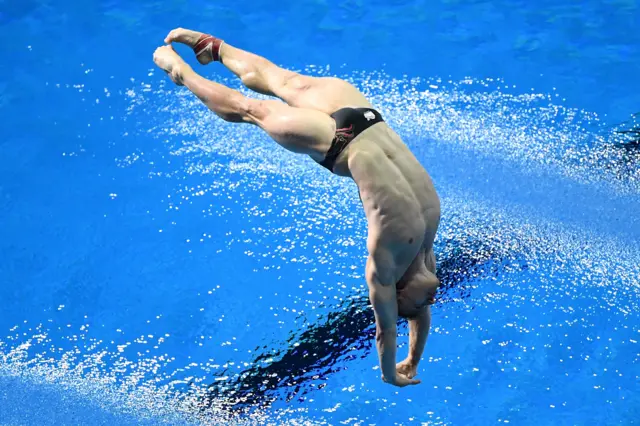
<box><xmin>336</xmin><ymin>123</ymin><xmax>441</xmax><ymax>280</ymax></box>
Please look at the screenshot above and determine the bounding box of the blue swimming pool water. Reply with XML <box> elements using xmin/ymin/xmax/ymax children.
<box><xmin>1</xmin><ymin>0</ymin><xmax>639</xmax><ymax>425</ymax></box>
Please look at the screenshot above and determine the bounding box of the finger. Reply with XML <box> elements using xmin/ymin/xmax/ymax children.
<box><xmin>410</xmin><ymin>378</ymin><xmax>421</xmax><ymax>385</ymax></box>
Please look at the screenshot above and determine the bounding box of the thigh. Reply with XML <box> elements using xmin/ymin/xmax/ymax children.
<box><xmin>273</xmin><ymin>73</ymin><xmax>374</xmax><ymax>115</ymax></box>
<box><xmin>245</xmin><ymin>98</ymin><xmax>335</xmax><ymax>161</ymax></box>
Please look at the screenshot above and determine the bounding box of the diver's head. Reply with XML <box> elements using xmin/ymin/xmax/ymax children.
<box><xmin>396</xmin><ymin>279</ymin><xmax>437</xmax><ymax>319</ymax></box>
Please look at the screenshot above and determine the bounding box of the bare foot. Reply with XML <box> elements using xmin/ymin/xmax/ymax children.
<box><xmin>165</xmin><ymin>27</ymin><xmax>216</xmax><ymax>65</ymax></box>
<box><xmin>153</xmin><ymin>45</ymin><xmax>188</xmax><ymax>86</ymax></box>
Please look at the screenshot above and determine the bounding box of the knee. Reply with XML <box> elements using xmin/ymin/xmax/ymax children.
<box><xmin>217</xmin><ymin>110</ymin><xmax>244</xmax><ymax>123</ymax></box>
<box><xmin>240</xmin><ymin>71</ymin><xmax>262</xmax><ymax>90</ymax></box>
<box><xmin>282</xmin><ymin>73</ymin><xmax>311</xmax><ymax>92</ymax></box>
<box><xmin>219</xmin><ymin>97</ymin><xmax>266</xmax><ymax>124</ymax></box>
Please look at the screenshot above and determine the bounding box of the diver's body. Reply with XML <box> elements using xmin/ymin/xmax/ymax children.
<box><xmin>153</xmin><ymin>28</ymin><xmax>441</xmax><ymax>387</ymax></box>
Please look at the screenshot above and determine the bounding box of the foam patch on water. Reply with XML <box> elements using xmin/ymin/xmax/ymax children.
<box><xmin>2</xmin><ymin>68</ymin><xmax>639</xmax><ymax>424</ymax></box>
<box><xmin>0</xmin><ymin>324</ymin><xmax>261</xmax><ymax>425</ymax></box>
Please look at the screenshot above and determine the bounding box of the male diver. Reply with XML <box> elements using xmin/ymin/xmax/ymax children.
<box><xmin>153</xmin><ymin>28</ymin><xmax>441</xmax><ymax>387</ymax></box>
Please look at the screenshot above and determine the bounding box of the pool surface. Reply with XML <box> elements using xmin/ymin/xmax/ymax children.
<box><xmin>1</xmin><ymin>0</ymin><xmax>639</xmax><ymax>425</ymax></box>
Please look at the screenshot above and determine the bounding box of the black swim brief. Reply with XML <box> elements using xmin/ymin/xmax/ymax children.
<box><xmin>317</xmin><ymin>107</ymin><xmax>384</xmax><ymax>172</ymax></box>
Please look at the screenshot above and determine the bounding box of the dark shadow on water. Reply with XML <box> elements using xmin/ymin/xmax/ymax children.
<box><xmin>600</xmin><ymin>113</ymin><xmax>640</xmax><ymax>180</ymax></box>
<box><xmin>614</xmin><ymin>113</ymin><xmax>640</xmax><ymax>147</ymax></box>
<box><xmin>195</xmin><ymin>231</ymin><xmax>527</xmax><ymax>415</ymax></box>
<box><xmin>186</xmin><ymin>112</ymin><xmax>640</xmax><ymax>417</ymax></box>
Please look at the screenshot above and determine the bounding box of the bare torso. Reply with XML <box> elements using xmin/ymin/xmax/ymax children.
<box><xmin>284</xmin><ymin>75</ymin><xmax>442</xmax><ymax>290</ymax></box>
<box><xmin>336</xmin><ymin>122</ymin><xmax>441</xmax><ymax>286</ymax></box>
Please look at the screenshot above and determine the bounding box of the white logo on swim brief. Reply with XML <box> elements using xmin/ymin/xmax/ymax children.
<box><xmin>364</xmin><ymin>111</ymin><xmax>375</xmax><ymax>121</ymax></box>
